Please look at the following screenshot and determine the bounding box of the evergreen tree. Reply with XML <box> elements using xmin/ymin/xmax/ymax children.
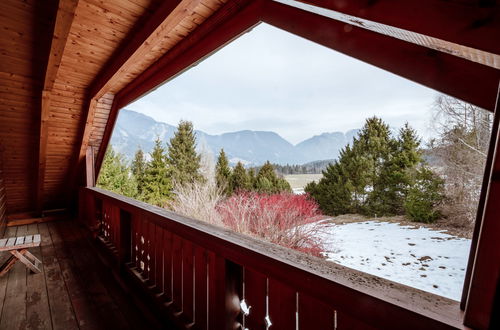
<box><xmin>97</xmin><ymin>147</ymin><xmax>138</xmax><ymax>198</ymax></box>
<box><xmin>307</xmin><ymin>117</ymin><xmax>442</xmax><ymax>221</ymax></box>
<box><xmin>404</xmin><ymin>167</ymin><xmax>445</xmax><ymax>223</ymax></box>
<box><xmin>167</xmin><ymin>120</ymin><xmax>203</xmax><ymax>186</ymax></box>
<box><xmin>255</xmin><ymin>161</ymin><xmax>291</xmax><ymax>193</ymax></box>
<box><xmin>382</xmin><ymin>123</ymin><xmax>422</xmax><ymax>214</ymax></box>
<box><xmin>143</xmin><ymin>138</ymin><xmax>173</xmax><ymax>207</ymax></box>
<box><xmin>215</xmin><ymin>149</ymin><xmax>232</xmax><ymax>195</ymax></box>
<box><xmin>306</xmin><ymin>162</ymin><xmax>353</xmax><ymax>215</ymax></box>
<box><xmin>355</xmin><ymin>117</ymin><xmax>393</xmax><ymax>215</ymax></box>
<box><xmin>131</xmin><ymin>148</ymin><xmax>147</xmax><ymax>196</ymax></box>
<box><xmin>248</xmin><ymin>168</ymin><xmax>257</xmax><ymax>189</ymax></box>
<box><xmin>231</xmin><ymin>162</ymin><xmax>250</xmax><ymax>192</ymax></box>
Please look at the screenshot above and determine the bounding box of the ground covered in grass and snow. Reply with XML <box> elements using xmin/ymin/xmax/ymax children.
<box><xmin>318</xmin><ymin>221</ymin><xmax>471</xmax><ymax>301</ymax></box>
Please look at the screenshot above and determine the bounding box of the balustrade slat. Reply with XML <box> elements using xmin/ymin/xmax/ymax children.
<box><xmin>163</xmin><ymin>230</ymin><xmax>173</xmax><ymax>302</ymax></box>
<box><xmin>148</xmin><ymin>221</ymin><xmax>156</xmax><ymax>285</ymax></box>
<box><xmin>269</xmin><ymin>279</ymin><xmax>297</xmax><ymax>330</ymax></box>
<box><xmin>183</xmin><ymin>241</ymin><xmax>195</xmax><ymax>324</ymax></box>
<box><xmin>113</xmin><ymin>205</ymin><xmax>120</xmax><ymax>253</ymax></box>
<box><xmin>172</xmin><ymin>234</ymin><xmax>183</xmax><ymax>312</ymax></box>
<box><xmin>139</xmin><ymin>216</ymin><xmax>146</xmax><ymax>273</ymax></box>
<box><xmin>155</xmin><ymin>225</ymin><xmax>164</xmax><ymax>294</ymax></box>
<box><xmin>299</xmin><ymin>293</ymin><xmax>335</xmax><ymax>330</ymax></box>
<box><xmin>131</xmin><ymin>213</ymin><xmax>137</xmax><ymax>268</ymax></box>
<box><xmin>208</xmin><ymin>252</ymin><xmax>225</xmax><ymax>330</ymax></box>
<box><xmin>194</xmin><ymin>245</ymin><xmax>208</xmax><ymax>330</ymax></box>
<box><xmin>244</xmin><ymin>268</ymin><xmax>267</xmax><ymax>329</ymax></box>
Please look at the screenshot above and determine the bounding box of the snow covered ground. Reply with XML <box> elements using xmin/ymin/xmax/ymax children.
<box><xmin>317</xmin><ymin>221</ymin><xmax>471</xmax><ymax>301</ymax></box>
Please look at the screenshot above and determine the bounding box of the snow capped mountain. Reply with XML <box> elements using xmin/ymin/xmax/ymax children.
<box><xmin>111</xmin><ymin>109</ymin><xmax>357</xmax><ymax>166</ymax></box>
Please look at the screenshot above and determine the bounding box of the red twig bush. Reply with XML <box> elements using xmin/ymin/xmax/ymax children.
<box><xmin>217</xmin><ymin>192</ymin><xmax>324</xmax><ymax>256</ymax></box>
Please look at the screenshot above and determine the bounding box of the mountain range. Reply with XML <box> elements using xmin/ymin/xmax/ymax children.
<box><xmin>110</xmin><ymin>109</ymin><xmax>360</xmax><ymax>166</ymax></box>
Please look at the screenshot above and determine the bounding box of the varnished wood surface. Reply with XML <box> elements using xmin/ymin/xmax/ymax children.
<box><xmin>0</xmin><ymin>220</ymin><xmax>160</xmax><ymax>329</ymax></box>
<box><xmin>0</xmin><ymin>160</ymin><xmax>6</xmax><ymax>237</ymax></box>
<box><xmin>0</xmin><ymin>0</ymin><xmax>225</xmax><ymax>214</ymax></box>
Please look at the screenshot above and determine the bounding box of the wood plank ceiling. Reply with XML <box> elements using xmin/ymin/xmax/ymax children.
<box><xmin>0</xmin><ymin>0</ymin><xmax>497</xmax><ymax>216</ymax></box>
<box><xmin>0</xmin><ymin>0</ymin><xmax>227</xmax><ymax>215</ymax></box>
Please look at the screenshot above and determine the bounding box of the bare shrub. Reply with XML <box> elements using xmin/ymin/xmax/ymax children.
<box><xmin>430</xmin><ymin>95</ymin><xmax>492</xmax><ymax>232</ymax></box>
<box><xmin>170</xmin><ymin>179</ymin><xmax>224</xmax><ymax>227</ymax></box>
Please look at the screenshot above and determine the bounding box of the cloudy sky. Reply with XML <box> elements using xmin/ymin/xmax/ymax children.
<box><xmin>127</xmin><ymin>23</ymin><xmax>439</xmax><ymax>145</ymax></box>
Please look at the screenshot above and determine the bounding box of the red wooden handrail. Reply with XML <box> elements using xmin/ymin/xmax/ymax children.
<box><xmin>80</xmin><ymin>186</ymin><xmax>464</xmax><ymax>329</ymax></box>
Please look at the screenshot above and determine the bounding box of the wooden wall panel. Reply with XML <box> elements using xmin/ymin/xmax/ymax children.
<box><xmin>0</xmin><ymin>154</ymin><xmax>7</xmax><ymax>237</ymax></box>
<box><xmin>41</xmin><ymin>0</ymin><xmax>156</xmax><ymax>210</ymax></box>
<box><xmin>0</xmin><ymin>0</ymin><xmax>227</xmax><ymax>213</ymax></box>
<box><xmin>0</xmin><ymin>0</ymin><xmax>56</xmax><ymax>214</ymax></box>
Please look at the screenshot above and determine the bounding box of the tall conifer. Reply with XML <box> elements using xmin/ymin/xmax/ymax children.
<box><xmin>231</xmin><ymin>162</ymin><xmax>250</xmax><ymax>192</ymax></box>
<box><xmin>131</xmin><ymin>148</ymin><xmax>147</xmax><ymax>195</ymax></box>
<box><xmin>215</xmin><ymin>149</ymin><xmax>232</xmax><ymax>195</ymax></box>
<box><xmin>143</xmin><ymin>138</ymin><xmax>173</xmax><ymax>207</ymax></box>
<box><xmin>167</xmin><ymin>120</ymin><xmax>203</xmax><ymax>186</ymax></box>
<box><xmin>97</xmin><ymin>147</ymin><xmax>138</xmax><ymax>198</ymax></box>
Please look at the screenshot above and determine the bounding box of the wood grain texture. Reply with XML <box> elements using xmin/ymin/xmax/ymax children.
<box><xmin>0</xmin><ymin>156</ymin><xmax>7</xmax><ymax>237</ymax></box>
<box><xmin>85</xmin><ymin>186</ymin><xmax>468</xmax><ymax>330</ymax></box>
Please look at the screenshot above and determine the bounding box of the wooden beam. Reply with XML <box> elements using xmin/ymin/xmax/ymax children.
<box><xmin>7</xmin><ymin>214</ymin><xmax>68</xmax><ymax>227</ymax></box>
<box><xmin>297</xmin><ymin>0</ymin><xmax>500</xmax><ymax>56</ymax></box>
<box><xmin>44</xmin><ymin>0</ymin><xmax>79</xmax><ymax>91</ymax></box>
<box><xmin>36</xmin><ymin>0</ymin><xmax>79</xmax><ymax>214</ymax></box>
<box><xmin>76</xmin><ymin>97</ymin><xmax>99</xmax><ymax>167</ymax></box>
<box><xmin>85</xmin><ymin>146</ymin><xmax>95</xmax><ymax>187</ymax></box>
<box><xmin>94</xmin><ymin>0</ymin><xmax>259</xmax><ymax>175</ymax></box>
<box><xmin>88</xmin><ymin>0</ymin><xmax>187</xmax><ymax>100</ymax></box>
<box><xmin>464</xmin><ymin>85</ymin><xmax>500</xmax><ymax>329</ymax></box>
<box><xmin>261</xmin><ymin>0</ymin><xmax>499</xmax><ymax>111</ymax></box>
<box><xmin>35</xmin><ymin>91</ymin><xmax>51</xmax><ymax>214</ymax></box>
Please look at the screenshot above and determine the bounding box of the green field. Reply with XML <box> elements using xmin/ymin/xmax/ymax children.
<box><xmin>284</xmin><ymin>174</ymin><xmax>323</xmax><ymax>190</ymax></box>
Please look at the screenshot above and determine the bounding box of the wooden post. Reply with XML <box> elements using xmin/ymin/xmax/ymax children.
<box><xmin>463</xmin><ymin>85</ymin><xmax>500</xmax><ymax>329</ymax></box>
<box><xmin>85</xmin><ymin>146</ymin><xmax>95</xmax><ymax>187</ymax></box>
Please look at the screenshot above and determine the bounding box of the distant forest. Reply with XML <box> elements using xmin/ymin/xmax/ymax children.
<box><xmin>251</xmin><ymin>159</ymin><xmax>333</xmax><ymax>175</ymax></box>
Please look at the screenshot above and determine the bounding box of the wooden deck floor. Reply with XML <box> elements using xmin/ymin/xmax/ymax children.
<box><xmin>0</xmin><ymin>220</ymin><xmax>161</xmax><ymax>330</ymax></box>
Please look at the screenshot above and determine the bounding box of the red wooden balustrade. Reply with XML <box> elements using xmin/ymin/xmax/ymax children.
<box><xmin>79</xmin><ymin>187</ymin><xmax>465</xmax><ymax>330</ymax></box>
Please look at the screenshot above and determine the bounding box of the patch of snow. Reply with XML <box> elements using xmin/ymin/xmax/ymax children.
<box><xmin>317</xmin><ymin>221</ymin><xmax>471</xmax><ymax>301</ymax></box>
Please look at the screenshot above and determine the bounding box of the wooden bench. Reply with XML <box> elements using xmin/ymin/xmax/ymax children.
<box><xmin>0</xmin><ymin>235</ymin><xmax>42</xmax><ymax>276</ymax></box>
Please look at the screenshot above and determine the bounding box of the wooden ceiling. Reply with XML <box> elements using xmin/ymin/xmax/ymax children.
<box><xmin>0</xmin><ymin>0</ymin><xmax>498</xmax><ymax>216</ymax></box>
<box><xmin>0</xmin><ymin>0</ymin><xmax>227</xmax><ymax>215</ymax></box>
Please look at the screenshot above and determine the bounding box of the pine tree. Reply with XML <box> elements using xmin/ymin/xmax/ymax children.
<box><xmin>255</xmin><ymin>161</ymin><xmax>291</xmax><ymax>193</ymax></box>
<box><xmin>215</xmin><ymin>149</ymin><xmax>232</xmax><ymax>195</ymax></box>
<box><xmin>167</xmin><ymin>120</ymin><xmax>203</xmax><ymax>186</ymax></box>
<box><xmin>248</xmin><ymin>168</ymin><xmax>256</xmax><ymax>189</ymax></box>
<box><xmin>142</xmin><ymin>138</ymin><xmax>173</xmax><ymax>207</ymax></box>
<box><xmin>97</xmin><ymin>147</ymin><xmax>138</xmax><ymax>198</ymax></box>
<box><xmin>404</xmin><ymin>167</ymin><xmax>445</xmax><ymax>223</ymax></box>
<box><xmin>131</xmin><ymin>148</ymin><xmax>147</xmax><ymax>196</ymax></box>
<box><xmin>383</xmin><ymin>123</ymin><xmax>423</xmax><ymax>214</ymax></box>
<box><xmin>307</xmin><ymin>117</ymin><xmax>436</xmax><ymax>219</ymax></box>
<box><xmin>231</xmin><ymin>162</ymin><xmax>250</xmax><ymax>192</ymax></box>
<box><xmin>355</xmin><ymin>117</ymin><xmax>393</xmax><ymax>215</ymax></box>
<box><xmin>305</xmin><ymin>162</ymin><xmax>353</xmax><ymax>215</ymax></box>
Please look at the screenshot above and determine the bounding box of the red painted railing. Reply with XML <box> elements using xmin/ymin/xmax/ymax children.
<box><xmin>79</xmin><ymin>187</ymin><xmax>464</xmax><ymax>330</ymax></box>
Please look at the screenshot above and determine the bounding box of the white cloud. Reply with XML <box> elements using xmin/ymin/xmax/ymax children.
<box><xmin>127</xmin><ymin>23</ymin><xmax>439</xmax><ymax>144</ymax></box>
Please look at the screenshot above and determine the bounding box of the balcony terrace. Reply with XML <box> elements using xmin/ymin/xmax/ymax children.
<box><xmin>0</xmin><ymin>0</ymin><xmax>498</xmax><ymax>329</ymax></box>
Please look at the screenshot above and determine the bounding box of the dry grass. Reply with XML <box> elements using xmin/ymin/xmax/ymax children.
<box><xmin>324</xmin><ymin>214</ymin><xmax>473</xmax><ymax>239</ymax></box>
<box><xmin>284</xmin><ymin>174</ymin><xmax>323</xmax><ymax>189</ymax></box>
